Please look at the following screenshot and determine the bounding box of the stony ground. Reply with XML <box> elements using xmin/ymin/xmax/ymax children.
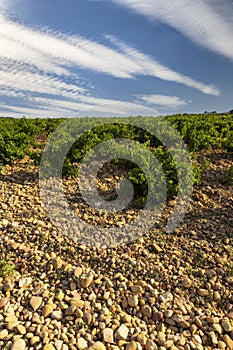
<box><xmin>0</xmin><ymin>147</ymin><xmax>232</xmax><ymax>350</ymax></box>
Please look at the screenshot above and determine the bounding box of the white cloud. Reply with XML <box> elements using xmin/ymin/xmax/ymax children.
<box><xmin>0</xmin><ymin>14</ymin><xmax>139</xmax><ymax>79</ymax></box>
<box><xmin>106</xmin><ymin>35</ymin><xmax>219</xmax><ymax>95</ymax></box>
<box><xmin>27</xmin><ymin>95</ymin><xmax>157</xmax><ymax>116</ymax></box>
<box><xmin>0</xmin><ymin>69</ymin><xmax>86</xmax><ymax>98</ymax></box>
<box><xmin>1</xmin><ymin>96</ymin><xmax>157</xmax><ymax>118</ymax></box>
<box><xmin>0</xmin><ymin>10</ymin><xmax>220</xmax><ymax>118</ymax></box>
<box><xmin>0</xmin><ymin>105</ymin><xmax>57</xmax><ymax>117</ymax></box>
<box><xmin>0</xmin><ymin>0</ymin><xmax>12</xmax><ymax>14</ymax></box>
<box><xmin>0</xmin><ymin>14</ymin><xmax>219</xmax><ymax>91</ymax></box>
<box><xmin>110</xmin><ymin>0</ymin><xmax>233</xmax><ymax>61</ymax></box>
<box><xmin>136</xmin><ymin>94</ymin><xmax>187</xmax><ymax>109</ymax></box>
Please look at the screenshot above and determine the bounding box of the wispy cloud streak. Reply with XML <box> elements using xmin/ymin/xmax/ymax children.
<box><xmin>135</xmin><ymin>94</ymin><xmax>187</xmax><ymax>109</ymax></box>
<box><xmin>110</xmin><ymin>0</ymin><xmax>233</xmax><ymax>61</ymax></box>
<box><xmin>106</xmin><ymin>35</ymin><xmax>219</xmax><ymax>95</ymax></box>
<box><xmin>0</xmin><ymin>13</ymin><xmax>220</xmax><ymax>91</ymax></box>
<box><xmin>1</xmin><ymin>97</ymin><xmax>157</xmax><ymax>118</ymax></box>
<box><xmin>0</xmin><ymin>9</ymin><xmax>220</xmax><ymax>117</ymax></box>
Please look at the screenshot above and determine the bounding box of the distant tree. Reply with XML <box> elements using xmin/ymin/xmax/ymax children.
<box><xmin>229</xmin><ymin>109</ymin><xmax>233</xmax><ymax>114</ymax></box>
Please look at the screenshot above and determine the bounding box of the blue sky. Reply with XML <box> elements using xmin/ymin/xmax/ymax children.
<box><xmin>0</xmin><ymin>0</ymin><xmax>232</xmax><ymax>118</ymax></box>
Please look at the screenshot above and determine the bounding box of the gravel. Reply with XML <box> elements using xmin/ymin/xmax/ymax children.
<box><xmin>0</xmin><ymin>147</ymin><xmax>232</xmax><ymax>350</ymax></box>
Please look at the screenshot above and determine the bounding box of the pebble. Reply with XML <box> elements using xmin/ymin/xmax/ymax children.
<box><xmin>53</xmin><ymin>256</ymin><xmax>63</xmax><ymax>269</ymax></box>
<box><xmin>55</xmin><ymin>290</ymin><xmax>64</xmax><ymax>302</ymax></box>
<box><xmin>83</xmin><ymin>311</ymin><xmax>92</xmax><ymax>325</ymax></box>
<box><xmin>222</xmin><ymin>318</ymin><xmax>232</xmax><ymax>332</ymax></box>
<box><xmin>157</xmin><ymin>331</ymin><xmax>166</xmax><ymax>345</ymax></box>
<box><xmin>145</xmin><ymin>339</ymin><xmax>157</xmax><ymax>350</ymax></box>
<box><xmin>5</xmin><ymin>315</ymin><xmax>18</xmax><ymax>323</ymax></box>
<box><xmin>51</xmin><ymin>310</ymin><xmax>63</xmax><ymax>320</ymax></box>
<box><xmin>0</xmin><ymin>297</ymin><xmax>8</xmax><ymax>308</ymax></box>
<box><xmin>16</xmin><ymin>324</ymin><xmax>27</xmax><ymax>335</ymax></box>
<box><xmin>54</xmin><ymin>340</ymin><xmax>63</xmax><ymax>350</ymax></box>
<box><xmin>163</xmin><ymin>340</ymin><xmax>174</xmax><ymax>348</ymax></box>
<box><xmin>42</xmin><ymin>303</ymin><xmax>54</xmax><ymax>317</ymax></box>
<box><xmin>160</xmin><ymin>292</ymin><xmax>173</xmax><ymax>303</ymax></box>
<box><xmin>197</xmin><ymin>288</ymin><xmax>208</xmax><ymax>296</ymax></box>
<box><xmin>172</xmin><ymin>314</ymin><xmax>190</xmax><ymax>328</ymax></box>
<box><xmin>213</xmin><ymin>291</ymin><xmax>221</xmax><ymax>300</ymax></box>
<box><xmin>131</xmin><ymin>285</ymin><xmax>142</xmax><ymax>293</ymax></box>
<box><xmin>65</xmin><ymin>305</ymin><xmax>76</xmax><ymax>316</ymax></box>
<box><xmin>103</xmin><ymin>328</ymin><xmax>114</xmax><ymax>343</ymax></box>
<box><xmin>0</xmin><ymin>329</ymin><xmax>8</xmax><ymax>340</ymax></box>
<box><xmin>213</xmin><ymin>323</ymin><xmax>222</xmax><ymax>335</ymax></box>
<box><xmin>92</xmin><ymin>341</ymin><xmax>106</xmax><ymax>350</ymax></box>
<box><xmin>153</xmin><ymin>311</ymin><xmax>163</xmax><ymax>321</ymax></box>
<box><xmin>19</xmin><ymin>277</ymin><xmax>32</xmax><ymax>287</ymax></box>
<box><xmin>11</xmin><ymin>338</ymin><xmax>26</xmax><ymax>350</ymax></box>
<box><xmin>126</xmin><ymin>341</ymin><xmax>137</xmax><ymax>350</ymax></box>
<box><xmin>137</xmin><ymin>333</ymin><xmax>147</xmax><ymax>346</ymax></box>
<box><xmin>74</xmin><ymin>266</ymin><xmax>83</xmax><ymax>277</ymax></box>
<box><xmin>4</xmin><ymin>281</ymin><xmax>14</xmax><ymax>291</ymax></box>
<box><xmin>44</xmin><ymin>345</ymin><xmax>56</xmax><ymax>350</ymax></box>
<box><xmin>152</xmin><ymin>243</ymin><xmax>162</xmax><ymax>253</ymax></box>
<box><xmin>182</xmin><ymin>278</ymin><xmax>192</xmax><ymax>288</ymax></box>
<box><xmin>127</xmin><ymin>295</ymin><xmax>138</xmax><ymax>307</ymax></box>
<box><xmin>209</xmin><ymin>331</ymin><xmax>218</xmax><ymax>345</ymax></box>
<box><xmin>30</xmin><ymin>336</ymin><xmax>40</xmax><ymax>345</ymax></box>
<box><xmin>115</xmin><ymin>324</ymin><xmax>129</xmax><ymax>340</ymax></box>
<box><xmin>80</xmin><ymin>272</ymin><xmax>93</xmax><ymax>288</ymax></box>
<box><xmin>218</xmin><ymin>340</ymin><xmax>227</xmax><ymax>349</ymax></box>
<box><xmin>77</xmin><ymin>337</ymin><xmax>88</xmax><ymax>350</ymax></box>
<box><xmin>223</xmin><ymin>334</ymin><xmax>233</xmax><ymax>350</ymax></box>
<box><xmin>30</xmin><ymin>296</ymin><xmax>43</xmax><ymax>311</ymax></box>
<box><xmin>142</xmin><ymin>305</ymin><xmax>152</xmax><ymax>318</ymax></box>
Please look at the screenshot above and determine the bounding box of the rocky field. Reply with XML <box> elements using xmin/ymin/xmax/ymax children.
<box><xmin>0</xmin><ymin>147</ymin><xmax>232</xmax><ymax>350</ymax></box>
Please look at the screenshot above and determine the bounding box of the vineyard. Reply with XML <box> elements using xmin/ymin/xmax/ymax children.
<box><xmin>0</xmin><ymin>114</ymin><xmax>232</xmax><ymax>163</ymax></box>
<box><xmin>0</xmin><ymin>114</ymin><xmax>232</xmax><ymax>204</ymax></box>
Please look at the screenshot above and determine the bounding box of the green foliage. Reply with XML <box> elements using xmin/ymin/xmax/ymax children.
<box><xmin>198</xmin><ymin>156</ymin><xmax>211</xmax><ymax>172</ymax></box>
<box><xmin>0</xmin><ymin>121</ymin><xmax>32</xmax><ymax>163</ymax></box>
<box><xmin>0</xmin><ymin>113</ymin><xmax>232</xmax><ymax>208</ymax></box>
<box><xmin>40</xmin><ymin>118</ymin><xmax>200</xmax><ymax>206</ymax></box>
<box><xmin>229</xmin><ymin>263</ymin><xmax>233</xmax><ymax>274</ymax></box>
<box><xmin>227</xmin><ymin>165</ymin><xmax>233</xmax><ymax>184</ymax></box>
<box><xmin>0</xmin><ymin>117</ymin><xmax>62</xmax><ymax>164</ymax></box>
<box><xmin>228</xmin><ymin>250</ymin><xmax>233</xmax><ymax>274</ymax></box>
<box><xmin>0</xmin><ymin>255</ymin><xmax>15</xmax><ymax>278</ymax></box>
<box><xmin>0</xmin><ymin>162</ymin><xmax>5</xmax><ymax>174</ymax></box>
<box><xmin>1</xmin><ymin>114</ymin><xmax>232</xmax><ymax>166</ymax></box>
<box><xmin>167</xmin><ymin>114</ymin><xmax>233</xmax><ymax>151</ymax></box>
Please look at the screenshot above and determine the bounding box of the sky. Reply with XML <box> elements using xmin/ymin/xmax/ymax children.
<box><xmin>0</xmin><ymin>0</ymin><xmax>232</xmax><ymax>118</ymax></box>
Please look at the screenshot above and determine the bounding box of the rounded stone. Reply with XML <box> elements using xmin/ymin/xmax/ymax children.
<box><xmin>43</xmin><ymin>344</ymin><xmax>56</xmax><ymax>350</ymax></box>
<box><xmin>127</xmin><ymin>295</ymin><xmax>138</xmax><ymax>307</ymax></box>
<box><xmin>126</xmin><ymin>341</ymin><xmax>137</xmax><ymax>350</ymax></box>
<box><xmin>92</xmin><ymin>341</ymin><xmax>106</xmax><ymax>350</ymax></box>
<box><xmin>42</xmin><ymin>304</ymin><xmax>54</xmax><ymax>317</ymax></box>
<box><xmin>11</xmin><ymin>339</ymin><xmax>26</xmax><ymax>350</ymax></box>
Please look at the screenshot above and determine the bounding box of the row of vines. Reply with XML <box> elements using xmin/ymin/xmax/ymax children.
<box><xmin>0</xmin><ymin>114</ymin><xmax>232</xmax><ymax>205</ymax></box>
